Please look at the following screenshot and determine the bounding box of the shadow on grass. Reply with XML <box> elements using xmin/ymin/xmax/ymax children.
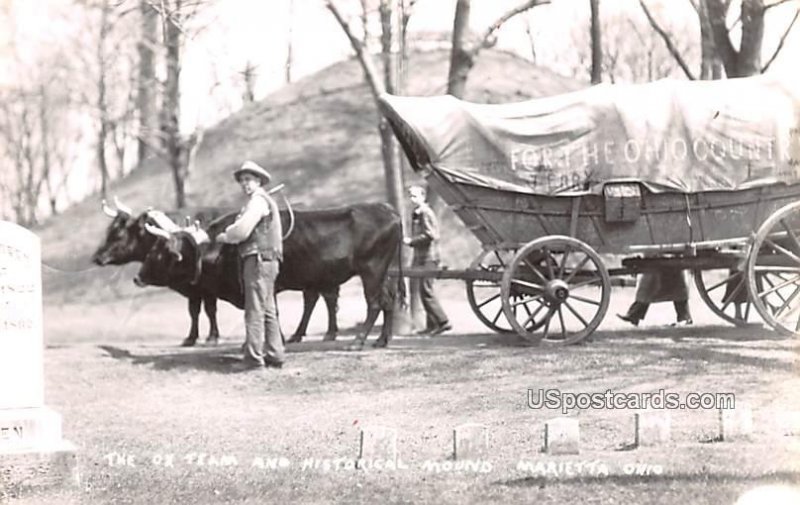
<box><xmin>589</xmin><ymin>325</ymin><xmax>797</xmax><ymax>372</ymax></box>
<box><xmin>95</xmin><ymin>329</ymin><xmax>544</xmax><ymax>374</ymax></box>
<box><xmin>98</xmin><ymin>344</ymin><xmax>244</xmax><ymax>374</ymax></box>
<box><xmin>501</xmin><ymin>470</ymin><xmax>800</xmax><ymax>488</ymax></box>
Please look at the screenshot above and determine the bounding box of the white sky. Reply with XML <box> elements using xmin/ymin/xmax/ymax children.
<box><xmin>3</xmin><ymin>0</ymin><xmax>798</xmax><ymax>130</ymax></box>
<box><xmin>178</xmin><ymin>0</ymin><xmax>798</xmax><ymax>129</ymax></box>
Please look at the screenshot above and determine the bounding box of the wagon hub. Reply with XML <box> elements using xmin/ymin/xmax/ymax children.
<box><xmin>545</xmin><ymin>279</ymin><xmax>570</xmax><ymax>304</ymax></box>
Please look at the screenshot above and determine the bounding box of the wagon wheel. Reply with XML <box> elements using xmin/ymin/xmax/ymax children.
<box><xmin>501</xmin><ymin>236</ymin><xmax>610</xmax><ymax>345</ymax></box>
<box><xmin>746</xmin><ymin>201</ymin><xmax>800</xmax><ymax>337</ymax></box>
<box><xmin>466</xmin><ymin>249</ymin><xmax>516</xmax><ymax>333</ymax></box>
<box><xmin>693</xmin><ymin>266</ymin><xmax>761</xmax><ymax>326</ymax></box>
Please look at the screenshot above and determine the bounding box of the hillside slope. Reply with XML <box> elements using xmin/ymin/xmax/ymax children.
<box><xmin>39</xmin><ymin>49</ymin><xmax>582</xmax><ymax>301</ymax></box>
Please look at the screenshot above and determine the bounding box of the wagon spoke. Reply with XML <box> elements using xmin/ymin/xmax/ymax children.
<box><xmin>557</xmin><ymin>245</ymin><xmax>572</xmax><ymax>279</ymax></box>
<box><xmin>521</xmin><ymin>258</ymin><xmax>550</xmax><ymax>284</ymax></box>
<box><xmin>490</xmin><ymin>306</ymin><xmax>504</xmax><ymax>326</ymax></box>
<box><xmin>761</xmin><ymin>273</ymin><xmax>789</xmax><ymax>309</ymax></box>
<box><xmin>522</xmin><ymin>301</ymin><xmax>548</xmax><ymax>329</ymax></box>
<box><xmin>541</xmin><ymin>309</ymin><xmax>554</xmax><ymax>340</ymax></box>
<box><xmin>754</xmin><ymin>266</ymin><xmax>800</xmax><ymax>273</ymax></box>
<box><xmin>720</xmin><ymin>277</ymin><xmax>746</xmax><ymax>313</ymax></box>
<box><xmin>774</xmin><ymin>295</ymin><xmax>800</xmax><ymax>326</ymax></box>
<box><xmin>563</xmin><ymin>300</ymin><xmax>588</xmax><ymax>327</ymax></box>
<box><xmin>543</xmin><ymin>247</ymin><xmax>555</xmax><ymax>279</ymax></box>
<box><xmin>774</xmin><ymin>285</ymin><xmax>800</xmax><ymax>319</ymax></box>
<box><xmin>509</xmin><ymin>278</ymin><xmax>545</xmax><ymax>292</ymax></box>
<box><xmin>564</xmin><ymin>255</ymin><xmax>592</xmax><ymax>283</ymax></box>
<box><xmin>475</xmin><ymin>292</ymin><xmax>501</xmax><ymax>309</ymax></box>
<box><xmin>556</xmin><ymin>307</ymin><xmax>566</xmax><ymax>340</ymax></box>
<box><xmin>568</xmin><ymin>293</ymin><xmax>601</xmax><ymax>306</ymax></box>
<box><xmin>779</xmin><ymin>219</ymin><xmax>800</xmax><ymax>253</ymax></box>
<box><xmin>763</xmin><ymin>238</ymin><xmax>800</xmax><ymax>266</ymax></box>
<box><xmin>570</xmin><ymin>275</ymin><xmax>606</xmax><ymax>290</ymax></box>
<box><xmin>705</xmin><ymin>273</ymin><xmax>740</xmax><ymax>294</ymax></box>
<box><xmin>510</xmin><ymin>293</ymin><xmax>545</xmax><ymax>308</ymax></box>
<box><xmin>755</xmin><ymin>273</ymin><xmax>800</xmax><ymax>299</ymax></box>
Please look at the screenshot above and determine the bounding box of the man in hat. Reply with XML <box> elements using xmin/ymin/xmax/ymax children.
<box><xmin>403</xmin><ymin>185</ymin><xmax>452</xmax><ymax>335</ymax></box>
<box><xmin>216</xmin><ymin>160</ymin><xmax>285</xmax><ymax>369</ymax></box>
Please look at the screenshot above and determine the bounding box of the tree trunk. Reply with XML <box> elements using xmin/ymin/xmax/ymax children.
<box><xmin>379</xmin><ymin>0</ymin><xmax>404</xmax><ymax>215</ymax></box>
<box><xmin>698</xmin><ymin>0</ymin><xmax>723</xmax><ymax>79</ymax></box>
<box><xmin>285</xmin><ymin>0</ymin><xmax>294</xmax><ymax>83</ymax></box>
<box><xmin>161</xmin><ymin>1</ymin><xmax>186</xmax><ymax>208</ymax></box>
<box><xmin>137</xmin><ymin>0</ymin><xmax>157</xmax><ymax>163</ymax></box>
<box><xmin>447</xmin><ymin>0</ymin><xmax>473</xmax><ymax>98</ymax></box>
<box><xmin>737</xmin><ymin>0</ymin><xmax>764</xmax><ymax>76</ymax></box>
<box><xmin>706</xmin><ymin>0</ymin><xmax>765</xmax><ymax>77</ymax></box>
<box><xmin>97</xmin><ymin>0</ymin><xmax>111</xmax><ymax>199</ymax></box>
<box><xmin>589</xmin><ymin>0</ymin><xmax>602</xmax><ymax>84</ymax></box>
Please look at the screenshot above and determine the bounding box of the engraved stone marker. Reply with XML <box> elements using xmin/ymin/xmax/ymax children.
<box><xmin>544</xmin><ymin>417</ymin><xmax>580</xmax><ymax>455</ymax></box>
<box><xmin>635</xmin><ymin>410</ymin><xmax>671</xmax><ymax>447</ymax></box>
<box><xmin>719</xmin><ymin>403</ymin><xmax>753</xmax><ymax>441</ymax></box>
<box><xmin>359</xmin><ymin>426</ymin><xmax>398</xmax><ymax>464</ymax></box>
<box><xmin>453</xmin><ymin>423</ymin><xmax>489</xmax><ymax>460</ymax></box>
<box><xmin>0</xmin><ymin>221</ymin><xmax>78</xmax><ymax>490</ymax></box>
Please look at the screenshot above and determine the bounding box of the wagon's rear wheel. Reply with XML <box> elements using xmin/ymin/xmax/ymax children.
<box><xmin>693</xmin><ymin>267</ymin><xmax>761</xmax><ymax>326</ymax></box>
<box><xmin>501</xmin><ymin>236</ymin><xmax>610</xmax><ymax>345</ymax></box>
<box><xmin>746</xmin><ymin>201</ymin><xmax>800</xmax><ymax>337</ymax></box>
<box><xmin>466</xmin><ymin>249</ymin><xmax>516</xmax><ymax>333</ymax></box>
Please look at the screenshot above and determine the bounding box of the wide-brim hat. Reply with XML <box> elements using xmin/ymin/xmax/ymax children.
<box><xmin>233</xmin><ymin>160</ymin><xmax>271</xmax><ymax>185</ymax></box>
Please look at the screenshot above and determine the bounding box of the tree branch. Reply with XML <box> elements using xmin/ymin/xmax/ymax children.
<box><xmin>765</xmin><ymin>0</ymin><xmax>795</xmax><ymax>10</ymax></box>
<box><xmin>761</xmin><ymin>7</ymin><xmax>800</xmax><ymax>72</ymax></box>
<box><xmin>326</xmin><ymin>0</ymin><xmax>385</xmax><ymax>101</ymax></box>
<box><xmin>473</xmin><ymin>0</ymin><xmax>550</xmax><ymax>55</ymax></box>
<box><xmin>639</xmin><ymin>0</ymin><xmax>696</xmax><ymax>79</ymax></box>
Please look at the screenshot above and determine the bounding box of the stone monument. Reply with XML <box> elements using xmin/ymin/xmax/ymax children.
<box><xmin>0</xmin><ymin>221</ymin><xmax>78</xmax><ymax>491</ymax></box>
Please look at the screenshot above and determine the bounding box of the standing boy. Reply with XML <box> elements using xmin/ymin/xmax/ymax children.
<box><xmin>403</xmin><ymin>185</ymin><xmax>452</xmax><ymax>335</ymax></box>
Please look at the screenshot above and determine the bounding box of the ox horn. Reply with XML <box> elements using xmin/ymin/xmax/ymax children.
<box><xmin>113</xmin><ymin>196</ymin><xmax>133</xmax><ymax>216</ymax></box>
<box><xmin>101</xmin><ymin>199</ymin><xmax>118</xmax><ymax>218</ymax></box>
<box><xmin>144</xmin><ymin>223</ymin><xmax>172</xmax><ymax>239</ymax></box>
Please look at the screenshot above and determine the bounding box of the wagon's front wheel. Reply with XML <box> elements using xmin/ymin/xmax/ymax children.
<box><xmin>466</xmin><ymin>249</ymin><xmax>516</xmax><ymax>333</ymax></box>
<box><xmin>746</xmin><ymin>201</ymin><xmax>800</xmax><ymax>337</ymax></box>
<box><xmin>501</xmin><ymin>236</ymin><xmax>610</xmax><ymax>345</ymax></box>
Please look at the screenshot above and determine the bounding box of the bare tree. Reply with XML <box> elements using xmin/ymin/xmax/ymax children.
<box><xmin>639</xmin><ymin>0</ymin><xmax>697</xmax><ymax>79</ymax></box>
<box><xmin>589</xmin><ymin>0</ymin><xmax>602</xmax><ymax>84</ymax></box>
<box><xmin>71</xmin><ymin>0</ymin><xmax>140</xmax><ymax>196</ymax></box>
<box><xmin>557</xmin><ymin>5</ymin><xmax>694</xmax><ymax>84</ymax></box>
<box><xmin>142</xmin><ymin>0</ymin><xmax>213</xmax><ymax>208</ymax></box>
<box><xmin>447</xmin><ymin>0</ymin><xmax>550</xmax><ymax>98</ymax></box>
<box><xmin>96</xmin><ymin>0</ymin><xmax>113</xmax><ymax>198</ymax></box>
<box><xmin>137</xmin><ymin>0</ymin><xmax>158</xmax><ymax>162</ymax></box>
<box><xmin>241</xmin><ymin>61</ymin><xmax>257</xmax><ymax>104</ymax></box>
<box><xmin>0</xmin><ymin>76</ymin><xmax>79</xmax><ymax>225</ymax></box>
<box><xmin>326</xmin><ymin>0</ymin><xmax>404</xmax><ymax>212</ymax></box>
<box><xmin>285</xmin><ymin>0</ymin><xmax>295</xmax><ymax>83</ymax></box>
<box><xmin>643</xmin><ymin>0</ymin><xmax>799</xmax><ymax>79</ymax></box>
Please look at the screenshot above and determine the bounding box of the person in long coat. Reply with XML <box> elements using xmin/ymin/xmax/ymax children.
<box><xmin>617</xmin><ymin>268</ymin><xmax>692</xmax><ymax>326</ymax></box>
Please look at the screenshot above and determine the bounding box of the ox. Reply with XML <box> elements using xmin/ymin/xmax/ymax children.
<box><xmin>91</xmin><ymin>198</ymin><xmax>339</xmax><ymax>346</ymax></box>
<box><xmin>135</xmin><ymin>203</ymin><xmax>404</xmax><ymax>350</ymax></box>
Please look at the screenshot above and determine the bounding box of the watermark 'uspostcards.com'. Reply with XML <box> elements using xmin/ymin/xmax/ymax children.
<box><xmin>527</xmin><ymin>388</ymin><xmax>735</xmax><ymax>414</ymax></box>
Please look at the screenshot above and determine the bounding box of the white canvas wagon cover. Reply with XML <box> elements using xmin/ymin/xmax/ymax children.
<box><xmin>379</xmin><ymin>73</ymin><xmax>800</xmax><ymax>195</ymax></box>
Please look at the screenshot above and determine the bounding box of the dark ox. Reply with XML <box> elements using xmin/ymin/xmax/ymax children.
<box><xmin>91</xmin><ymin>198</ymin><xmax>339</xmax><ymax>346</ymax></box>
<box><xmin>135</xmin><ymin>203</ymin><xmax>404</xmax><ymax>349</ymax></box>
